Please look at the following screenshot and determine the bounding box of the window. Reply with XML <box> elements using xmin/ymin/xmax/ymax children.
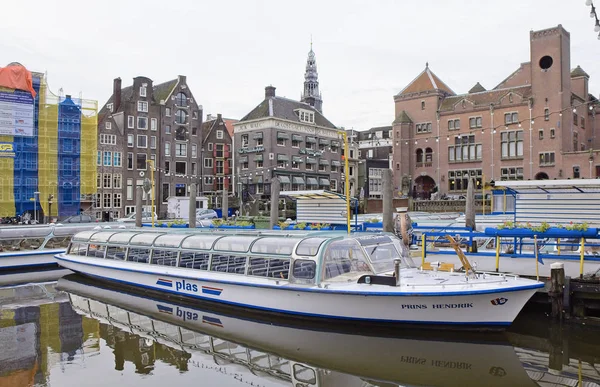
<box><xmin>103</xmin><ymin>193</ymin><xmax>111</xmax><ymax>208</ymax></box>
<box><xmin>103</xmin><ymin>151</ymin><xmax>112</xmax><ymax>166</ymax></box>
<box><xmin>500</xmin><ymin>130</ymin><xmax>524</xmax><ymax>159</ymax></box>
<box><xmin>215</xmin><ymin>144</ymin><xmax>224</xmax><ymax>158</ymax></box>
<box><xmin>137</xmin><ymin>101</ymin><xmax>148</xmax><ymax>112</ymax></box>
<box><xmin>175</xmin><ymin>92</ymin><xmax>187</xmax><ymax>106</ymax></box>
<box><xmin>550</xmin><ymin>128</ymin><xmax>555</xmax><ymax>138</ymax></box>
<box><xmin>330</xmin><ymin>179</ymin><xmax>337</xmax><ymax>191</ymax></box>
<box><xmin>208</xmin><ymin>143</ymin><xmax>213</xmax><ymax>151</ymax></box>
<box><xmin>113</xmin><ymin>174</ymin><xmax>122</xmax><ymax>189</ymax></box>
<box><xmin>175</xmin><ymin>110</ymin><xmax>187</xmax><ymax>124</ymax></box>
<box><xmin>331</xmin><ymin>164</ymin><xmax>338</xmax><ymax>173</ymax></box>
<box><xmin>416</xmin><ymin>122</ymin><xmax>432</xmax><ymax>134</ymax></box>
<box><xmin>581</xmin><ymin>117</ymin><xmax>585</xmax><ymax>129</ymax></box>
<box><xmin>216</xmin><ymin>160</ymin><xmax>224</xmax><ymax>174</ymax></box>
<box><xmin>193</xmin><ymin>111</ymin><xmax>198</xmax><ymax>120</ymax></box>
<box><xmin>162</xmin><ymin>183</ymin><xmax>169</xmax><ymax>202</ymax></box>
<box><xmin>216</xmin><ymin>130</ymin><xmax>223</xmax><ymax>139</ymax></box>
<box><xmin>165</xmin><ymin>107</ymin><xmax>171</xmax><ymax>117</ymax></box>
<box><xmin>204</xmin><ymin>158</ymin><xmax>213</xmax><ymax>168</ymax></box>
<box><xmin>113</xmin><ymin>152</ymin><xmax>122</xmax><ymax>167</ymax></box>
<box><xmin>573</xmin><ymin>165</ymin><xmax>581</xmax><ymax>179</ymax></box>
<box><xmin>448</xmin><ymin>169</ymin><xmax>483</xmax><ymax>192</ymax></box>
<box><xmin>103</xmin><ymin>173</ymin><xmax>111</xmax><ymax>188</ymax></box>
<box><xmin>105</xmin><ymin>122</ymin><xmax>111</xmax><ymax>130</ymax></box>
<box><xmin>139</xmin><ymin>84</ymin><xmax>147</xmax><ymax>97</ymax></box>
<box><xmin>127</xmin><ymin>134</ymin><xmax>134</xmax><ymax>147</ymax></box>
<box><xmin>539</xmin><ymin>130</ymin><xmax>544</xmax><ymax>140</ymax></box>
<box><xmin>164</xmin><ymin>161</ymin><xmax>170</xmax><ymax>174</ymax></box>
<box><xmin>469</xmin><ymin>116</ymin><xmax>483</xmax><ymax>128</ymax></box>
<box><xmin>319</xmin><ymin>163</ymin><xmax>327</xmax><ymax>172</ymax></box>
<box><xmin>421</xmin><ymin>101</ymin><xmax>425</xmax><ymax>110</ymax></box>
<box><xmin>137</xmin><ymin>153</ymin><xmax>147</xmax><ymax>169</ymax></box>
<box><xmin>151</xmin><ymin>118</ymin><xmax>157</xmax><ymax>131</ymax></box>
<box><xmin>500</xmin><ymin>167</ymin><xmax>524</xmax><ymax>181</ymax></box>
<box><xmin>448</xmin><ymin>119</ymin><xmax>460</xmax><ymax>130</ymax></box>
<box><xmin>137</xmin><ymin>135</ymin><xmax>147</xmax><ymax>148</ymax></box>
<box><xmin>257</xmin><ymin>136</ymin><xmax>264</xmax><ymax>146</ymax></box>
<box><xmin>100</xmin><ymin>134</ymin><xmax>116</xmax><ymax>145</ymax></box>
<box><xmin>107</xmin><ymin>103</ymin><xmax>113</xmax><ymax>112</ymax></box>
<box><xmin>191</xmin><ymin>162</ymin><xmax>197</xmax><ymax>175</ymax></box>
<box><xmin>176</xmin><ymin>143</ymin><xmax>187</xmax><ymax>157</ymax></box>
<box><xmin>306</xmin><ymin>162</ymin><xmax>314</xmax><ymax>171</ymax></box>
<box><xmin>192</xmin><ymin>144</ymin><xmax>197</xmax><ymax>158</ymax></box>
<box><xmin>277</xmin><ymin>136</ymin><xmax>286</xmax><ymax>146</ymax></box>
<box><xmin>128</xmin><ymin>116</ymin><xmax>134</xmax><ymax>128</ymax></box>
<box><xmin>175</xmin><ymin>162</ymin><xmax>186</xmax><ymax>175</ymax></box>
<box><xmin>97</xmin><ymin>151</ymin><xmax>101</xmax><ymax>166</ymax></box>
<box><xmin>448</xmin><ymin>135</ymin><xmax>482</xmax><ymax>162</ymax></box>
<box><xmin>150</xmin><ymin>136</ymin><xmax>156</xmax><ymax>149</ymax></box>
<box><xmin>137</xmin><ymin>117</ymin><xmax>148</xmax><ymax>130</ymax></box>
<box><xmin>539</xmin><ymin>152</ymin><xmax>555</xmax><ymax>166</ymax></box>
<box><xmin>545</xmin><ymin>108</ymin><xmax>550</xmax><ymax>121</ymax></box>
<box><xmin>504</xmin><ymin>112</ymin><xmax>518</xmax><ymax>125</ymax></box>
<box><xmin>113</xmin><ymin>193</ymin><xmax>122</xmax><ymax>208</ymax></box>
<box><xmin>127</xmin><ymin>152</ymin><xmax>133</xmax><ymax>169</ymax></box>
<box><xmin>573</xmin><ymin>112</ymin><xmax>578</xmax><ymax>126</ymax></box>
<box><xmin>126</xmin><ymin>179</ymin><xmax>133</xmax><ymax>200</ymax></box>
<box><xmin>241</xmin><ymin>134</ymin><xmax>249</xmax><ymax>147</ymax></box>
<box><xmin>297</xmin><ymin>109</ymin><xmax>315</xmax><ymax>123</ymax></box>
<box><xmin>256</xmin><ymin>160</ymin><xmax>263</xmax><ymax>168</ymax></box>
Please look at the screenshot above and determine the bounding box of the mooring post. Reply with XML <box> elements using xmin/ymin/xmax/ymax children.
<box><xmin>188</xmin><ymin>183</ymin><xmax>197</xmax><ymax>229</ymax></box>
<box><xmin>222</xmin><ymin>188</ymin><xmax>229</xmax><ymax>221</ymax></box>
<box><xmin>549</xmin><ymin>262</ymin><xmax>565</xmax><ymax>322</ymax></box>
<box><xmin>394</xmin><ymin>259</ymin><xmax>401</xmax><ymax>286</ymax></box>
<box><xmin>382</xmin><ymin>169</ymin><xmax>394</xmax><ymax>233</ymax></box>
<box><xmin>270</xmin><ymin>177</ymin><xmax>280</xmax><ymax>230</ymax></box>
<box><xmin>135</xmin><ymin>187</ymin><xmax>143</xmax><ymax>227</ymax></box>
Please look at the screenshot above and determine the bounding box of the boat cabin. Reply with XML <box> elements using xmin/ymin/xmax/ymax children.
<box><xmin>67</xmin><ymin>230</ymin><xmax>414</xmax><ymax>285</ymax></box>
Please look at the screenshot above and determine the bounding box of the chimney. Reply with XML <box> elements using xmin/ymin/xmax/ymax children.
<box><xmin>113</xmin><ymin>77</ymin><xmax>122</xmax><ymax>110</ymax></box>
<box><xmin>217</xmin><ymin>113</ymin><xmax>222</xmax><ymax>120</ymax></box>
<box><xmin>265</xmin><ymin>85</ymin><xmax>276</xmax><ymax>98</ymax></box>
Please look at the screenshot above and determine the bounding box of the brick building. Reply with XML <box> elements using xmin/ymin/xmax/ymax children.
<box><xmin>200</xmin><ymin>113</ymin><xmax>234</xmax><ymax>207</ymax></box>
<box><xmin>392</xmin><ymin>25</ymin><xmax>600</xmax><ymax>199</ymax></box>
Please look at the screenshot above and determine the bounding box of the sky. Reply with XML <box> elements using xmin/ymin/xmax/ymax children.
<box><xmin>1</xmin><ymin>0</ymin><xmax>598</xmax><ymax>131</ymax></box>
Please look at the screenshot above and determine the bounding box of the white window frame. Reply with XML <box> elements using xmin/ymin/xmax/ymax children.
<box><xmin>127</xmin><ymin>134</ymin><xmax>134</xmax><ymax>147</ymax></box>
<box><xmin>137</xmin><ymin>116</ymin><xmax>148</xmax><ymax>130</ymax></box>
<box><xmin>192</xmin><ymin>144</ymin><xmax>197</xmax><ymax>158</ymax></box>
<box><xmin>126</xmin><ymin>179</ymin><xmax>133</xmax><ymax>200</ymax></box>
<box><xmin>139</xmin><ymin>85</ymin><xmax>147</xmax><ymax>97</ymax></box>
<box><xmin>113</xmin><ymin>152</ymin><xmax>122</xmax><ymax>167</ymax></box>
<box><xmin>128</xmin><ymin>116</ymin><xmax>134</xmax><ymax>129</ymax></box>
<box><xmin>106</xmin><ymin>103</ymin><xmax>113</xmax><ymax>112</ymax></box>
<box><xmin>216</xmin><ymin>130</ymin><xmax>224</xmax><ymax>139</ymax></box>
<box><xmin>165</xmin><ymin>142</ymin><xmax>171</xmax><ymax>156</ymax></box>
<box><xmin>204</xmin><ymin>158</ymin><xmax>213</xmax><ymax>168</ymax></box>
<box><xmin>165</xmin><ymin>107</ymin><xmax>171</xmax><ymax>117</ymax></box>
<box><xmin>105</xmin><ymin>121</ymin><xmax>111</xmax><ymax>130</ymax></box>
<box><xmin>176</xmin><ymin>143</ymin><xmax>187</xmax><ymax>157</ymax></box>
<box><xmin>137</xmin><ymin>101</ymin><xmax>148</xmax><ymax>112</ymax></box>
<box><xmin>127</xmin><ymin>152</ymin><xmax>134</xmax><ymax>170</ymax></box>
<box><xmin>151</xmin><ymin>118</ymin><xmax>157</xmax><ymax>131</ymax></box>
<box><xmin>150</xmin><ymin>136</ymin><xmax>157</xmax><ymax>149</ymax></box>
<box><xmin>137</xmin><ymin>135</ymin><xmax>148</xmax><ymax>148</ymax></box>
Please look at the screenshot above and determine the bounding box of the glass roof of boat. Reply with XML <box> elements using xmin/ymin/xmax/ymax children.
<box><xmin>107</xmin><ymin>231</ymin><xmax>141</xmax><ymax>244</ymax></box>
<box><xmin>213</xmin><ymin>236</ymin><xmax>257</xmax><ymax>252</ymax></box>
<box><xmin>130</xmin><ymin>233</ymin><xmax>164</xmax><ymax>246</ymax></box>
<box><xmin>72</xmin><ymin>230</ymin><xmax>103</xmax><ymax>242</ymax></box>
<box><xmin>296</xmin><ymin>237</ymin><xmax>328</xmax><ymax>256</ymax></box>
<box><xmin>250</xmin><ymin>237</ymin><xmax>301</xmax><ymax>255</ymax></box>
<box><xmin>90</xmin><ymin>231</ymin><xmax>120</xmax><ymax>243</ymax></box>
<box><xmin>154</xmin><ymin>233</ymin><xmax>190</xmax><ymax>248</ymax></box>
<box><xmin>180</xmin><ymin>234</ymin><xmax>223</xmax><ymax>250</ymax></box>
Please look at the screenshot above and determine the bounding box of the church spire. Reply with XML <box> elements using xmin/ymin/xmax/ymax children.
<box><xmin>301</xmin><ymin>41</ymin><xmax>323</xmax><ymax>113</ymax></box>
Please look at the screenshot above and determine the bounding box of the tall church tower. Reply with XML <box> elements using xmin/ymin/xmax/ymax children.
<box><xmin>301</xmin><ymin>42</ymin><xmax>323</xmax><ymax>113</ymax></box>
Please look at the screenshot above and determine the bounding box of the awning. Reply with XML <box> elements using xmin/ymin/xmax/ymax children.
<box><xmin>292</xmin><ymin>156</ymin><xmax>304</xmax><ymax>163</ymax></box>
<box><xmin>331</xmin><ymin>160</ymin><xmax>341</xmax><ymax>166</ymax></box>
<box><xmin>319</xmin><ymin>159</ymin><xmax>329</xmax><ymax>165</ymax></box>
<box><xmin>239</xmin><ymin>156</ymin><xmax>248</xmax><ymax>162</ymax></box>
<box><xmin>277</xmin><ymin>154</ymin><xmax>289</xmax><ymax>161</ymax></box>
<box><xmin>331</xmin><ymin>140</ymin><xmax>340</xmax><ymax>147</ymax></box>
<box><xmin>305</xmin><ymin>157</ymin><xmax>317</xmax><ymax>164</ymax></box>
<box><xmin>254</xmin><ymin>154</ymin><xmax>263</xmax><ymax>161</ymax></box>
<box><xmin>319</xmin><ymin>138</ymin><xmax>330</xmax><ymax>145</ymax></box>
<box><xmin>253</xmin><ymin>132</ymin><xmax>263</xmax><ymax>139</ymax></box>
<box><xmin>292</xmin><ymin>177</ymin><xmax>305</xmax><ymax>185</ymax></box>
<box><xmin>305</xmin><ymin>136</ymin><xmax>317</xmax><ymax>143</ymax></box>
<box><xmin>306</xmin><ymin>177</ymin><xmax>318</xmax><ymax>186</ymax></box>
<box><xmin>319</xmin><ymin>178</ymin><xmax>330</xmax><ymax>186</ymax></box>
<box><xmin>277</xmin><ymin>176</ymin><xmax>291</xmax><ymax>184</ymax></box>
<box><xmin>292</xmin><ymin>134</ymin><xmax>303</xmax><ymax>141</ymax></box>
<box><xmin>277</xmin><ymin>132</ymin><xmax>290</xmax><ymax>140</ymax></box>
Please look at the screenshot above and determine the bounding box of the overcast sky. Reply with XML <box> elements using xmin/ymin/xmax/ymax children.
<box><xmin>1</xmin><ymin>0</ymin><xmax>598</xmax><ymax>130</ymax></box>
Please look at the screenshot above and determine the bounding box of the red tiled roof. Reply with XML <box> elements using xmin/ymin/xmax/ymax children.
<box><xmin>398</xmin><ymin>66</ymin><xmax>455</xmax><ymax>96</ymax></box>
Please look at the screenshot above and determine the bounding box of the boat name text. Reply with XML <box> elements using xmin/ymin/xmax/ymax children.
<box><xmin>401</xmin><ymin>303</ymin><xmax>474</xmax><ymax>310</ymax></box>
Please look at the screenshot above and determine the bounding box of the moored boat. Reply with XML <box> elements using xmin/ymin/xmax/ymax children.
<box><xmin>54</xmin><ymin>229</ymin><xmax>544</xmax><ymax>328</ymax></box>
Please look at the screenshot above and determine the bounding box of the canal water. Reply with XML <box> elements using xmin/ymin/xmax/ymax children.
<box><xmin>1</xmin><ymin>274</ymin><xmax>599</xmax><ymax>387</ymax></box>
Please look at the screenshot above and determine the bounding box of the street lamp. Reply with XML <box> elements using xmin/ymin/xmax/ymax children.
<box><xmin>48</xmin><ymin>194</ymin><xmax>54</xmax><ymax>223</ymax></box>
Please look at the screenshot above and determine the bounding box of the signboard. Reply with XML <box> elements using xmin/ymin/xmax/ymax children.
<box><xmin>0</xmin><ymin>142</ymin><xmax>15</xmax><ymax>158</ymax></box>
<box><xmin>0</xmin><ymin>88</ymin><xmax>35</xmax><ymax>136</ymax></box>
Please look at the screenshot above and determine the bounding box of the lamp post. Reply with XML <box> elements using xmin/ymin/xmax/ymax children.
<box><xmin>146</xmin><ymin>159</ymin><xmax>156</xmax><ymax>227</ymax></box>
<box><xmin>47</xmin><ymin>194</ymin><xmax>54</xmax><ymax>223</ymax></box>
<box><xmin>33</xmin><ymin>191</ymin><xmax>40</xmax><ymax>224</ymax></box>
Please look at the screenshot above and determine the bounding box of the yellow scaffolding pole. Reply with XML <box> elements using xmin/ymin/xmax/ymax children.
<box><xmin>495</xmin><ymin>236</ymin><xmax>500</xmax><ymax>272</ymax></box>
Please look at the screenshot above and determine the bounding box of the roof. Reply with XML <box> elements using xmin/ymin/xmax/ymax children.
<box><xmin>223</xmin><ymin>118</ymin><xmax>238</xmax><ymax>137</ymax></box>
<box><xmin>493</xmin><ymin>62</ymin><xmax>531</xmax><ymax>90</ymax></box>
<box><xmin>393</xmin><ymin>110</ymin><xmax>413</xmax><ymax>124</ymax></box>
<box><xmin>239</xmin><ymin>96</ymin><xmax>336</xmax><ymax>129</ymax></box>
<box><xmin>495</xmin><ymin>179</ymin><xmax>600</xmax><ymax>193</ymax></box>
<box><xmin>153</xmin><ymin>79</ymin><xmax>178</xmax><ymax>102</ymax></box>
<box><xmin>468</xmin><ymin>82</ymin><xmax>486</xmax><ymax>93</ymax></box>
<box><xmin>397</xmin><ymin>65</ymin><xmax>455</xmax><ymax>96</ymax></box>
<box><xmin>439</xmin><ymin>85</ymin><xmax>532</xmax><ymax>112</ymax></box>
<box><xmin>571</xmin><ymin>65</ymin><xmax>590</xmax><ymax>78</ymax></box>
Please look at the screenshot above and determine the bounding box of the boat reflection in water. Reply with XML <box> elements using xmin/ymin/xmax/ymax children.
<box><xmin>57</xmin><ymin>275</ymin><xmax>538</xmax><ymax>387</ymax></box>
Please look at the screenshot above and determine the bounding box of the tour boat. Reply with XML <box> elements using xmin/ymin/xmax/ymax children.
<box><xmin>59</xmin><ymin>275</ymin><xmax>539</xmax><ymax>387</ymax></box>
<box><xmin>54</xmin><ymin>229</ymin><xmax>544</xmax><ymax>328</ymax></box>
<box><xmin>0</xmin><ymin>223</ymin><xmax>131</xmax><ymax>271</ymax></box>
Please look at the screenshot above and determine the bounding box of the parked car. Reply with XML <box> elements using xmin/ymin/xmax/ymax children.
<box><xmin>196</xmin><ymin>209</ymin><xmax>218</xmax><ymax>220</ymax></box>
<box><xmin>61</xmin><ymin>214</ymin><xmax>98</xmax><ymax>223</ymax></box>
<box><xmin>116</xmin><ymin>212</ymin><xmax>158</xmax><ymax>223</ymax></box>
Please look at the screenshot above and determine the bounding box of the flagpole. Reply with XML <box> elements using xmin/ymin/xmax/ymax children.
<box><xmin>534</xmin><ymin>234</ymin><xmax>539</xmax><ymax>281</ymax></box>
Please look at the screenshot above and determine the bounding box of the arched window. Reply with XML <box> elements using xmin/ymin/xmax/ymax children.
<box><xmin>416</xmin><ymin>149</ymin><xmax>423</xmax><ymax>163</ymax></box>
<box><xmin>175</xmin><ymin>92</ymin><xmax>187</xmax><ymax>106</ymax></box>
<box><xmin>175</xmin><ymin>127</ymin><xmax>187</xmax><ymax>141</ymax></box>
<box><xmin>425</xmin><ymin>147</ymin><xmax>433</xmax><ymax>163</ymax></box>
<box><xmin>175</xmin><ymin>110</ymin><xmax>187</xmax><ymax>124</ymax></box>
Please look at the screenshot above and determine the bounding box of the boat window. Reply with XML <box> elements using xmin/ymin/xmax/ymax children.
<box><xmin>72</xmin><ymin>230</ymin><xmax>100</xmax><ymax>242</ymax></box>
<box><xmin>87</xmin><ymin>244</ymin><xmax>106</xmax><ymax>258</ymax></box>
<box><xmin>363</xmin><ymin>243</ymin><xmax>399</xmax><ymax>273</ymax></box>
<box><xmin>130</xmin><ymin>233</ymin><xmax>164</xmax><ymax>246</ymax></box>
<box><xmin>210</xmin><ymin>255</ymin><xmax>247</xmax><ymax>274</ymax></box>
<box><xmin>181</xmin><ymin>235</ymin><xmax>222</xmax><ymax>250</ymax></box>
<box><xmin>108</xmin><ymin>232</ymin><xmax>139</xmax><ymax>244</ymax></box>
<box><xmin>44</xmin><ymin>236</ymin><xmax>71</xmax><ymax>249</ymax></box>
<box><xmin>151</xmin><ymin>249</ymin><xmax>178</xmax><ymax>266</ymax></box>
<box><xmin>293</xmin><ymin>364</ymin><xmax>317</xmax><ymax>385</ymax></box>
<box><xmin>296</xmin><ymin>237</ymin><xmax>328</xmax><ymax>256</ymax></box>
<box><xmin>68</xmin><ymin>243</ymin><xmax>88</xmax><ymax>256</ymax></box>
<box><xmin>251</xmin><ymin>237</ymin><xmax>299</xmax><ymax>255</ymax></box>
<box><xmin>154</xmin><ymin>234</ymin><xmax>189</xmax><ymax>248</ymax></box>
<box><xmin>89</xmin><ymin>231</ymin><xmax>117</xmax><ymax>243</ymax></box>
<box><xmin>292</xmin><ymin>259</ymin><xmax>316</xmax><ymax>280</ymax></box>
<box><xmin>248</xmin><ymin>257</ymin><xmax>290</xmax><ymax>279</ymax></box>
<box><xmin>213</xmin><ymin>236</ymin><xmax>256</xmax><ymax>252</ymax></box>
<box><xmin>106</xmin><ymin>245</ymin><xmax>127</xmax><ymax>261</ymax></box>
<box><xmin>179</xmin><ymin>251</ymin><xmax>210</xmax><ymax>270</ymax></box>
<box><xmin>127</xmin><ymin>247</ymin><xmax>150</xmax><ymax>263</ymax></box>
<box><xmin>322</xmin><ymin>239</ymin><xmax>372</xmax><ymax>280</ymax></box>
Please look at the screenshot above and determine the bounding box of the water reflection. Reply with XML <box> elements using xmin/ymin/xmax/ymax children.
<box><xmin>0</xmin><ymin>275</ymin><xmax>599</xmax><ymax>387</ymax></box>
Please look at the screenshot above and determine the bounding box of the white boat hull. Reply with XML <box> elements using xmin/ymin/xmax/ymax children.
<box><xmin>0</xmin><ymin>249</ymin><xmax>64</xmax><ymax>271</ymax></box>
<box><xmin>56</xmin><ymin>254</ymin><xmax>542</xmax><ymax>327</ymax></box>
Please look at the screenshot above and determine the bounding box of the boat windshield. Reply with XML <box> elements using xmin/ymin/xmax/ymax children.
<box><xmin>322</xmin><ymin>239</ymin><xmax>372</xmax><ymax>281</ymax></box>
<box><xmin>362</xmin><ymin>243</ymin><xmax>401</xmax><ymax>273</ymax></box>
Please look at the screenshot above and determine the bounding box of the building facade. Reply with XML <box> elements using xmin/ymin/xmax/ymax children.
<box><xmin>233</xmin><ymin>85</ymin><xmax>342</xmax><ymax>202</ymax></box>
<box><xmin>392</xmin><ymin>25</ymin><xmax>600</xmax><ymax>199</ymax></box>
<box><xmin>355</xmin><ymin>126</ymin><xmax>393</xmax><ymax>199</ymax></box>
<box><xmin>200</xmin><ymin>113</ymin><xmax>234</xmax><ymax>207</ymax></box>
<box><xmin>0</xmin><ymin>63</ymin><xmax>97</xmax><ymax>220</ymax></box>
<box><xmin>96</xmin><ymin>75</ymin><xmax>203</xmax><ymax>220</ymax></box>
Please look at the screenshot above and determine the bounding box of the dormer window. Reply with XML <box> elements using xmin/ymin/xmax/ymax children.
<box><xmin>296</xmin><ymin>109</ymin><xmax>315</xmax><ymax>123</ymax></box>
<box><xmin>140</xmin><ymin>84</ymin><xmax>147</xmax><ymax>97</ymax></box>
<box><xmin>106</xmin><ymin>103</ymin><xmax>113</xmax><ymax>112</ymax></box>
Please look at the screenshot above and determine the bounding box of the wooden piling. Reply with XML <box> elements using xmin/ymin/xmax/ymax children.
<box><xmin>549</xmin><ymin>262</ymin><xmax>565</xmax><ymax>322</ymax></box>
<box><xmin>270</xmin><ymin>177</ymin><xmax>280</xmax><ymax>230</ymax></box>
<box><xmin>382</xmin><ymin>169</ymin><xmax>394</xmax><ymax>233</ymax></box>
<box><xmin>188</xmin><ymin>184</ymin><xmax>197</xmax><ymax>229</ymax></box>
<box><xmin>135</xmin><ymin>187</ymin><xmax>143</xmax><ymax>227</ymax></box>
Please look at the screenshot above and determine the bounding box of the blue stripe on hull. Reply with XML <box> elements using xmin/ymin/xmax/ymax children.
<box><xmin>0</xmin><ymin>262</ymin><xmax>59</xmax><ymax>272</ymax></box>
